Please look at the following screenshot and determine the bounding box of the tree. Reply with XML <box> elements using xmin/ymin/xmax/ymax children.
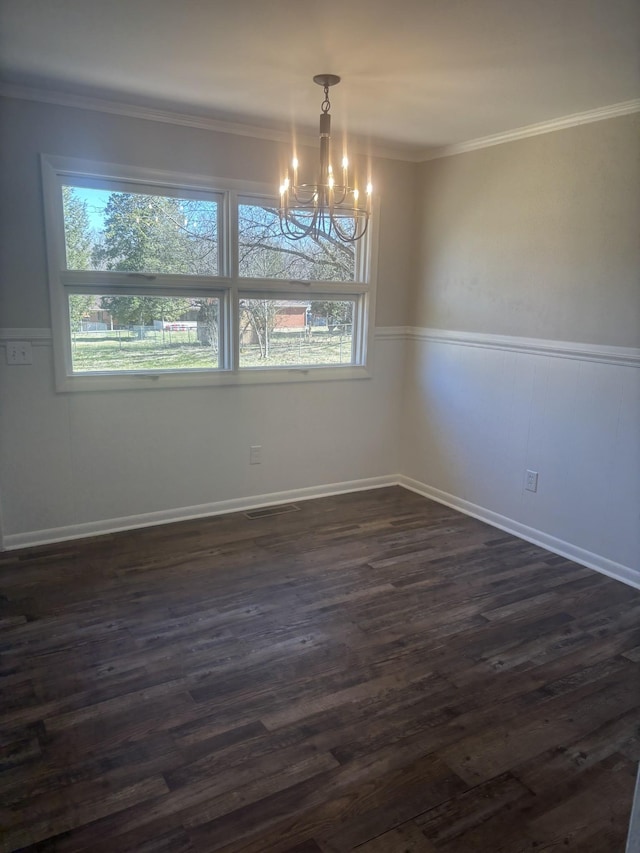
<box><xmin>62</xmin><ymin>186</ymin><xmax>93</xmax><ymax>269</ymax></box>
<box><xmin>91</xmin><ymin>192</ymin><xmax>218</xmax><ymax>275</ymax></box>
<box><xmin>68</xmin><ymin>294</ymin><xmax>96</xmax><ymax>334</ymax></box>
<box><xmin>238</xmin><ymin>204</ymin><xmax>354</xmax><ymax>281</ymax></box>
<box><xmin>196</xmin><ymin>299</ymin><xmax>219</xmax><ymax>350</ymax></box>
<box><xmin>62</xmin><ymin>188</ymin><xmax>95</xmax><ymax>336</ymax></box>
<box><xmin>100</xmin><ymin>295</ymin><xmax>192</xmax><ymax>328</ymax></box>
<box><xmin>310</xmin><ymin>300</ymin><xmax>353</xmax><ymax>333</ymax></box>
<box><xmin>92</xmin><ymin>191</ymin><xmax>219</xmax><ymax>330</ymax></box>
<box><xmin>239</xmin><ymin>299</ymin><xmax>283</xmax><ymax>359</ymax></box>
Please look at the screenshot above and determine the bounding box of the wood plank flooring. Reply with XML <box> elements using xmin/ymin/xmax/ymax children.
<box><xmin>1</xmin><ymin>487</ymin><xmax>639</xmax><ymax>852</ymax></box>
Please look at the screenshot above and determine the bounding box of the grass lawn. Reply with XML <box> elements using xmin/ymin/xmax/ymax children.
<box><xmin>71</xmin><ymin>328</ymin><xmax>354</xmax><ymax>372</ymax></box>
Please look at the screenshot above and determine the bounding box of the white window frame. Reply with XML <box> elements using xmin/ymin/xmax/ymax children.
<box><xmin>41</xmin><ymin>155</ymin><xmax>378</xmax><ymax>392</ymax></box>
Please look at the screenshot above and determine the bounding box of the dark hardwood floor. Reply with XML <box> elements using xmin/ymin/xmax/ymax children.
<box><xmin>1</xmin><ymin>487</ymin><xmax>639</xmax><ymax>852</ymax></box>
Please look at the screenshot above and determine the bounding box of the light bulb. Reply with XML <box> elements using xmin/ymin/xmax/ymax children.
<box><xmin>353</xmin><ymin>188</ymin><xmax>359</xmax><ymax>202</ymax></box>
<box><xmin>342</xmin><ymin>156</ymin><xmax>349</xmax><ymax>169</ymax></box>
<box><xmin>292</xmin><ymin>157</ymin><xmax>299</xmax><ymax>169</ymax></box>
<box><xmin>328</xmin><ymin>175</ymin><xmax>335</xmax><ymax>189</ymax></box>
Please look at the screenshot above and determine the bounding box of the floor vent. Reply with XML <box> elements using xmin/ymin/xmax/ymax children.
<box><xmin>245</xmin><ymin>503</ymin><xmax>301</xmax><ymax>519</ymax></box>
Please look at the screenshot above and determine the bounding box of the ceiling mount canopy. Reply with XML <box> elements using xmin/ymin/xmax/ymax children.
<box><xmin>279</xmin><ymin>75</ymin><xmax>372</xmax><ymax>243</ymax></box>
<box><xmin>312</xmin><ymin>73</ymin><xmax>341</xmax><ymax>89</ymax></box>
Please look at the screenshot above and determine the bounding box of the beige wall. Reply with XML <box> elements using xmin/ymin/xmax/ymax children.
<box><xmin>402</xmin><ymin>111</ymin><xmax>640</xmax><ymax>578</ymax></box>
<box><xmin>412</xmin><ymin>113</ymin><xmax>640</xmax><ymax>346</ymax></box>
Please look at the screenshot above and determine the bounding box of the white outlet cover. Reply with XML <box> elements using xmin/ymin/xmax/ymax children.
<box><xmin>6</xmin><ymin>341</ymin><xmax>33</xmax><ymax>364</ymax></box>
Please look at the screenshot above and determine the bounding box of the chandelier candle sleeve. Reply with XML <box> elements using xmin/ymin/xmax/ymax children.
<box><xmin>278</xmin><ymin>75</ymin><xmax>372</xmax><ymax>243</ymax></box>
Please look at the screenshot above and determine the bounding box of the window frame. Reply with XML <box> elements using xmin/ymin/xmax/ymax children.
<box><xmin>41</xmin><ymin>155</ymin><xmax>378</xmax><ymax>391</ymax></box>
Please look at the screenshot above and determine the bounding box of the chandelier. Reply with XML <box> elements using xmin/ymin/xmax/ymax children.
<box><xmin>279</xmin><ymin>74</ymin><xmax>372</xmax><ymax>243</ymax></box>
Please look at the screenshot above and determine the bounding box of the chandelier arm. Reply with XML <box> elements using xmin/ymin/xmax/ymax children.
<box><xmin>291</xmin><ymin>186</ymin><xmax>319</xmax><ymax>206</ymax></box>
<box><xmin>331</xmin><ymin>216</ymin><xmax>357</xmax><ymax>242</ymax></box>
<box><xmin>330</xmin><ymin>211</ymin><xmax>370</xmax><ymax>243</ymax></box>
<box><xmin>279</xmin><ymin>206</ymin><xmax>320</xmax><ymax>241</ymax></box>
<box><xmin>332</xmin><ymin>186</ymin><xmax>349</xmax><ymax>206</ymax></box>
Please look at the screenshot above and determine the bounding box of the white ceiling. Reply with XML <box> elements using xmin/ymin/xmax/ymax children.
<box><xmin>0</xmin><ymin>0</ymin><xmax>638</xmax><ymax>156</ymax></box>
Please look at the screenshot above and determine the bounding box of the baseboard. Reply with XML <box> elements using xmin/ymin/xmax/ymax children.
<box><xmin>2</xmin><ymin>475</ymin><xmax>397</xmax><ymax>550</ymax></box>
<box><xmin>398</xmin><ymin>475</ymin><xmax>640</xmax><ymax>591</ymax></box>
<box><xmin>5</xmin><ymin>474</ymin><xmax>638</xmax><ymax>592</ymax></box>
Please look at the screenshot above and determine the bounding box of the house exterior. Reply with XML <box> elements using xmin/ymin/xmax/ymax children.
<box><xmin>273</xmin><ymin>302</ymin><xmax>308</xmax><ymax>329</ymax></box>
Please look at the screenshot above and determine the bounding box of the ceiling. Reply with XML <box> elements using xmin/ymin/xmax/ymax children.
<box><xmin>0</xmin><ymin>0</ymin><xmax>638</xmax><ymax>157</ymax></box>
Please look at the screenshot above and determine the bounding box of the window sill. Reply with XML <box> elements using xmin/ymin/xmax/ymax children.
<box><xmin>55</xmin><ymin>364</ymin><xmax>373</xmax><ymax>392</ymax></box>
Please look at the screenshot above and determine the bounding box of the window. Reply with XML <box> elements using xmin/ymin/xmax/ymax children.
<box><xmin>68</xmin><ymin>295</ymin><xmax>220</xmax><ymax>373</ymax></box>
<box><xmin>42</xmin><ymin>157</ymin><xmax>375</xmax><ymax>390</ymax></box>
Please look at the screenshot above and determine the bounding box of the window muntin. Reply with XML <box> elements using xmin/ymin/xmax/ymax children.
<box><xmin>43</xmin><ymin>157</ymin><xmax>374</xmax><ymax>388</ymax></box>
<box><xmin>62</xmin><ymin>185</ymin><xmax>220</xmax><ymax>275</ymax></box>
<box><xmin>238</xmin><ymin>201</ymin><xmax>356</xmax><ymax>282</ymax></box>
<box><xmin>68</xmin><ymin>294</ymin><xmax>220</xmax><ymax>373</ymax></box>
<box><xmin>239</xmin><ymin>299</ymin><xmax>355</xmax><ymax>368</ymax></box>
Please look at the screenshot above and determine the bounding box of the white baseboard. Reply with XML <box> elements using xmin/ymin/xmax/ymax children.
<box><xmin>2</xmin><ymin>476</ymin><xmax>397</xmax><ymax>551</ymax></box>
<box><xmin>5</xmin><ymin>474</ymin><xmax>638</xmax><ymax>592</ymax></box>
<box><xmin>398</xmin><ymin>475</ymin><xmax>640</xmax><ymax>591</ymax></box>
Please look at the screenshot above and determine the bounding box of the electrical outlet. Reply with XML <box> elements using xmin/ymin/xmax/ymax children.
<box><xmin>6</xmin><ymin>341</ymin><xmax>33</xmax><ymax>365</ymax></box>
<box><xmin>525</xmin><ymin>470</ymin><xmax>538</xmax><ymax>492</ymax></box>
<box><xmin>249</xmin><ymin>445</ymin><xmax>262</xmax><ymax>465</ymax></box>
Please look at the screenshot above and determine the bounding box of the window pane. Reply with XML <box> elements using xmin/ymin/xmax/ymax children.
<box><xmin>62</xmin><ymin>186</ymin><xmax>219</xmax><ymax>275</ymax></box>
<box><xmin>69</xmin><ymin>294</ymin><xmax>220</xmax><ymax>372</ymax></box>
<box><xmin>239</xmin><ymin>299</ymin><xmax>354</xmax><ymax>367</ymax></box>
<box><xmin>238</xmin><ymin>203</ymin><xmax>355</xmax><ymax>281</ymax></box>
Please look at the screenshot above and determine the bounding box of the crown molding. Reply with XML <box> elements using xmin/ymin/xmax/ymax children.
<box><xmin>0</xmin><ymin>82</ymin><xmax>424</xmax><ymax>163</ymax></box>
<box><xmin>420</xmin><ymin>99</ymin><xmax>640</xmax><ymax>161</ymax></box>
<box><xmin>1</xmin><ymin>82</ymin><xmax>637</xmax><ymax>164</ymax></box>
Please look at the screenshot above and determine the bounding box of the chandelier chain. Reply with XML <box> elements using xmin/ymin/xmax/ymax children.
<box><xmin>321</xmin><ymin>82</ymin><xmax>331</xmax><ymax>114</ymax></box>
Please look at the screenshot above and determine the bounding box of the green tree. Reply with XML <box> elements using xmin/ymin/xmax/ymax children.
<box><xmin>62</xmin><ymin>186</ymin><xmax>93</xmax><ymax>269</ymax></box>
<box><xmin>100</xmin><ymin>295</ymin><xmax>191</xmax><ymax>328</ymax></box>
<box><xmin>92</xmin><ymin>191</ymin><xmax>220</xmax><ymax>330</ymax></box>
<box><xmin>62</xmin><ymin>188</ymin><xmax>95</xmax><ymax>336</ymax></box>
<box><xmin>91</xmin><ymin>192</ymin><xmax>218</xmax><ymax>275</ymax></box>
<box><xmin>68</xmin><ymin>294</ymin><xmax>96</xmax><ymax>334</ymax></box>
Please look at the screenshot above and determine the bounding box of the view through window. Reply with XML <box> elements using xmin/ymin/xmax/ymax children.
<box><xmin>44</xmin><ymin>158</ymin><xmax>373</xmax><ymax>386</ymax></box>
